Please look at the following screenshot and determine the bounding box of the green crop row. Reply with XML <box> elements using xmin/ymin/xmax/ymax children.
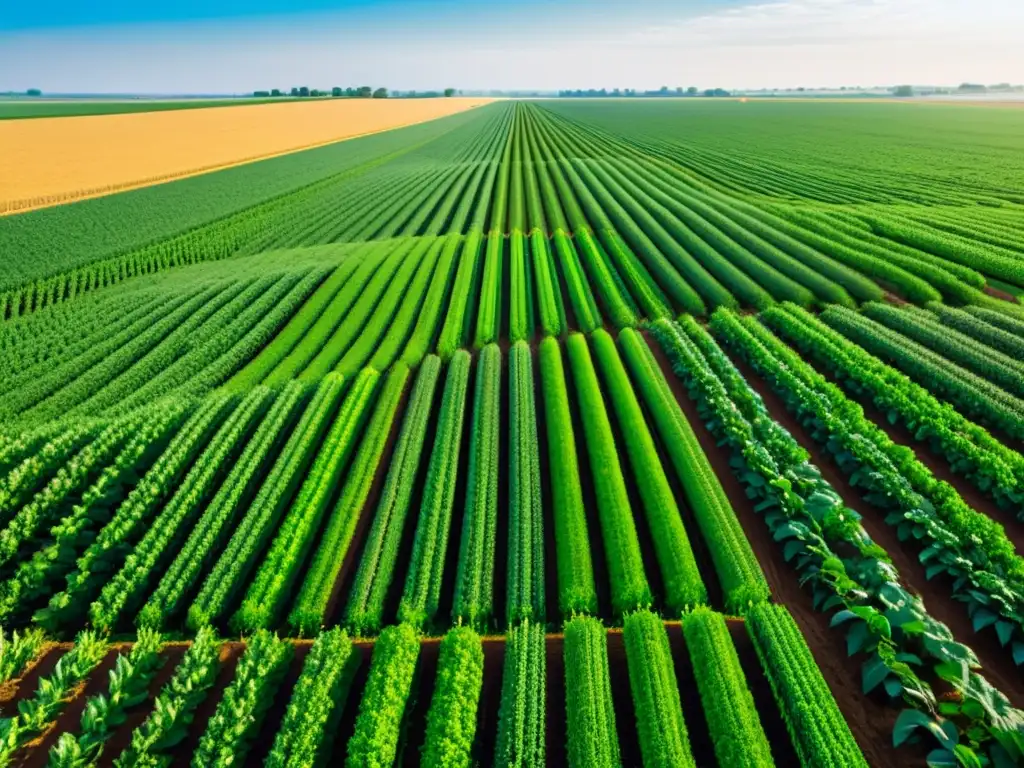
<box><xmin>346</xmin><ymin>357</ymin><xmax>440</xmax><ymax>636</ymax></box>
<box><xmin>763</xmin><ymin>303</ymin><xmax>1024</xmax><ymax>518</ymax></box>
<box><xmin>507</xmin><ymin>342</ymin><xmax>545</xmax><ymax>624</ymax></box>
<box><xmin>821</xmin><ymin>305</ymin><xmax>1024</xmax><ymax>441</ymax></box>
<box><xmin>652</xmin><ymin>315</ymin><xmax>1021</xmax><ymax>766</ymax></box>
<box><xmin>187</xmin><ymin>374</ymin><xmax>345</xmax><ymax>630</ymax></box>
<box><xmin>713</xmin><ymin>309</ymin><xmax>1024</xmax><ymax>668</ymax></box>
<box><xmin>452</xmin><ymin>344</ymin><xmax>501</xmax><ymax>629</ymax></box>
<box><xmin>495</xmin><ymin>619</ymin><xmax>546</xmax><ymax>767</ymax></box>
<box><xmin>399</xmin><ymin>351</ymin><xmax>471</xmax><ymax>629</ymax></box>
<box><xmin>234</xmin><ymin>369</ymin><xmax>379</xmax><ymax>632</ymax></box>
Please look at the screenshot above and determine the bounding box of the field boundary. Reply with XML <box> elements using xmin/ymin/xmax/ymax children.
<box><xmin>0</xmin><ymin>101</ymin><xmax>494</xmax><ymax>217</ymax></box>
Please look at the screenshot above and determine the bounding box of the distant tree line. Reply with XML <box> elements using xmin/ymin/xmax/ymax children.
<box><xmin>558</xmin><ymin>86</ymin><xmax>731</xmax><ymax>98</ymax></box>
<box><xmin>253</xmin><ymin>87</ymin><xmax>458</xmax><ymax>99</ymax></box>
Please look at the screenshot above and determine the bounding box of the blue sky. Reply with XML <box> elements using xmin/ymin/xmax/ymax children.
<box><xmin>1</xmin><ymin>0</ymin><xmax>1021</xmax><ymax>93</ymax></box>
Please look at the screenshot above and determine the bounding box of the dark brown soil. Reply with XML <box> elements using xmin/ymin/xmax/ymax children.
<box><xmin>883</xmin><ymin>291</ymin><xmax>909</xmax><ymax>306</ymax></box>
<box><xmin>728</xmin><ymin>619</ymin><xmax>801</xmax><ymax>766</ymax></box>
<box><xmin>475</xmin><ymin>636</ymin><xmax>506</xmax><ymax>766</ymax></box>
<box><xmin>640</xmin><ymin>330</ymin><xmax>908</xmax><ymax>767</ymax></box>
<box><xmin>604</xmin><ymin>627</ymin><xmax>643</xmax><ymax>765</ymax></box>
<box><xmin>983</xmin><ymin>284</ymin><xmax>1019</xmax><ymax>303</ymax></box>
<box><xmin>727</xmin><ymin>349</ymin><xmax>1024</xmax><ymax>709</ymax></box>
<box><xmin>817</xmin><ymin>361</ymin><xmax>1024</xmax><ymax>555</ymax></box>
<box><xmin>17</xmin><ymin>645</ymin><xmax>129</xmax><ymax>768</ymax></box>
<box><xmin>544</xmin><ymin>632</ymin><xmax>567</xmax><ymax>766</ymax></box>
<box><xmin>665</xmin><ymin>622</ymin><xmax>718</xmax><ymax>765</ymax></box>
<box><xmin>321</xmin><ymin>373</ymin><xmax>413</xmax><ymax>630</ymax></box>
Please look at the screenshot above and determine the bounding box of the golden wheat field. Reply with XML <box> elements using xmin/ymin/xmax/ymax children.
<box><xmin>0</xmin><ymin>97</ymin><xmax>493</xmax><ymax>214</ymax></box>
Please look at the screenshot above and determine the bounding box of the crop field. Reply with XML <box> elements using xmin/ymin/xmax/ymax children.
<box><xmin>0</xmin><ymin>96</ymin><xmax>312</xmax><ymax>121</ymax></box>
<box><xmin>1</xmin><ymin>98</ymin><xmax>1024</xmax><ymax>766</ymax></box>
<box><xmin>0</xmin><ymin>97</ymin><xmax>493</xmax><ymax>215</ymax></box>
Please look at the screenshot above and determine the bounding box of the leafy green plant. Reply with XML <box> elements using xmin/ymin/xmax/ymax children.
<box><xmin>623</xmin><ymin>609</ymin><xmax>695</xmax><ymax>768</ymax></box>
<box><xmin>47</xmin><ymin>629</ymin><xmax>163</xmax><ymax>768</ymax></box>
<box><xmin>266</xmin><ymin>628</ymin><xmax>360</xmax><ymax>768</ymax></box>
<box><xmin>451</xmin><ymin>344</ymin><xmax>501</xmax><ymax>629</ymax></box>
<box><xmin>291</xmin><ymin>364</ymin><xmax>409</xmax><ymax>636</ymax></box>
<box><xmin>346</xmin><ymin>357</ymin><xmax>440</xmax><ymax>636</ymax></box>
<box><xmin>192</xmin><ymin>630</ymin><xmax>292</xmax><ymax>767</ymax></box>
<box><xmin>399</xmin><ymin>351</ymin><xmax>471</xmax><ymax>629</ymax></box>
<box><xmin>113</xmin><ymin>626</ymin><xmax>219</xmax><ymax>768</ymax></box>
<box><xmin>538</xmin><ymin>336</ymin><xmax>597</xmax><ymax>616</ymax></box>
<box><xmin>0</xmin><ymin>631</ymin><xmax>108</xmax><ymax>766</ymax></box>
<box><xmin>507</xmin><ymin>341</ymin><xmax>545</xmax><ymax>624</ymax></box>
<box><xmin>565</xmin><ymin>333</ymin><xmax>651</xmax><ymax>615</ymax></box>
<box><xmin>495</xmin><ymin>620</ymin><xmax>546</xmax><ymax>767</ymax></box>
<box><xmin>564</xmin><ymin>616</ymin><xmax>620</xmax><ymax>767</ymax></box>
<box><xmin>345</xmin><ymin>623</ymin><xmax>420</xmax><ymax>767</ymax></box>
<box><xmin>420</xmin><ymin>626</ymin><xmax>484</xmax><ymax>767</ymax></box>
<box><xmin>682</xmin><ymin>607</ymin><xmax>773</xmax><ymax>767</ymax></box>
<box><xmin>0</xmin><ymin>627</ymin><xmax>46</xmax><ymax>684</ymax></box>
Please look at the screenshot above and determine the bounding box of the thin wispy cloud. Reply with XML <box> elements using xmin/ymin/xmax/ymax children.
<box><xmin>0</xmin><ymin>0</ymin><xmax>1020</xmax><ymax>92</ymax></box>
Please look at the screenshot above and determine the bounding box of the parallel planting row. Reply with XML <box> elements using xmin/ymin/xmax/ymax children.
<box><xmin>3</xmin><ymin>98</ymin><xmax>1024</xmax><ymax>765</ymax></box>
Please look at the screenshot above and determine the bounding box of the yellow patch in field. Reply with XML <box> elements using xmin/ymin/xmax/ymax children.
<box><xmin>0</xmin><ymin>97</ymin><xmax>494</xmax><ymax>215</ymax></box>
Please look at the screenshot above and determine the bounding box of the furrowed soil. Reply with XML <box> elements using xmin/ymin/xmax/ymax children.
<box><xmin>0</xmin><ymin>98</ymin><xmax>493</xmax><ymax>214</ymax></box>
<box><xmin>640</xmin><ymin>331</ymin><xmax>908</xmax><ymax>766</ymax></box>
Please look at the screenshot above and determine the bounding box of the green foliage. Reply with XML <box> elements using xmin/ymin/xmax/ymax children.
<box><xmin>400</xmin><ymin>351</ymin><xmax>471</xmax><ymax>628</ymax></box>
<box><xmin>617</xmin><ymin>328</ymin><xmax>769</xmax><ymax>613</ymax></box>
<box><xmin>681</xmin><ymin>607</ymin><xmax>773</xmax><ymax>767</ymax></box>
<box><xmin>37</xmin><ymin>393</ymin><xmax>235</xmax><ymax>632</ymax></box>
<box><xmin>538</xmin><ymin>337</ymin><xmax>597</xmax><ymax>616</ymax></box>
<box><xmin>233</xmin><ymin>369</ymin><xmax>379</xmax><ymax>632</ymax></box>
<box><xmin>346</xmin><ymin>357</ymin><xmax>440</xmax><ymax>636</ymax></box>
<box><xmin>563</xmin><ymin>616</ymin><xmax>620</xmax><ymax>767</ymax></box>
<box><xmin>495</xmin><ymin>619</ymin><xmax>546</xmax><ymax>767</ymax></box>
<box><xmin>90</xmin><ymin>387</ymin><xmax>273</xmax><ymax>631</ymax></box>
<box><xmin>138</xmin><ymin>382</ymin><xmax>306</xmax><ymax>630</ymax></box>
<box><xmin>590</xmin><ymin>329</ymin><xmax>706</xmax><ymax>612</ymax></box>
<box><xmin>0</xmin><ymin>627</ymin><xmax>46</xmax><ymax>683</ymax></box>
<box><xmin>473</xmin><ymin>234</ymin><xmax>504</xmax><ymax>348</ymax></box>
<box><xmin>187</xmin><ymin>374</ymin><xmax>345</xmax><ymax>630</ymax></box>
<box><xmin>290</xmin><ymin>365</ymin><xmax>408</xmax><ymax>636</ymax></box>
<box><xmin>507</xmin><ymin>342</ymin><xmax>545</xmax><ymax>624</ymax></box>
<box><xmin>0</xmin><ymin>631</ymin><xmax>109</xmax><ymax>765</ymax></box>
<box><xmin>47</xmin><ymin>629</ymin><xmax>163</xmax><ymax>768</ymax></box>
<box><xmin>764</xmin><ymin>303</ymin><xmax>1024</xmax><ymax>519</ymax></box>
<box><xmin>421</xmin><ymin>626</ymin><xmax>484</xmax><ymax>767</ymax></box>
<box><xmin>266</xmin><ymin>628</ymin><xmax>360</xmax><ymax>768</ymax></box>
<box><xmin>821</xmin><ymin>304</ymin><xmax>1024</xmax><ymax>440</ymax></box>
<box><xmin>192</xmin><ymin>630</ymin><xmax>292</xmax><ymax>768</ymax></box>
<box><xmin>565</xmin><ymin>333</ymin><xmax>651</xmax><ymax>615</ymax></box>
<box><xmin>623</xmin><ymin>609</ymin><xmax>695</xmax><ymax>768</ymax></box>
<box><xmin>748</xmin><ymin>604</ymin><xmax>867</xmax><ymax>767</ymax></box>
<box><xmin>651</xmin><ymin>315</ymin><xmax>1024</xmax><ymax>765</ymax></box>
<box><xmin>113</xmin><ymin>627</ymin><xmax>219</xmax><ymax>768</ymax></box>
<box><xmin>345</xmin><ymin>623</ymin><xmax>420</xmax><ymax>767</ymax></box>
<box><xmin>452</xmin><ymin>344</ymin><xmax>501</xmax><ymax>629</ymax></box>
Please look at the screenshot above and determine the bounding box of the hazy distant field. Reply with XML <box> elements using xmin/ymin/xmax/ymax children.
<box><xmin>0</xmin><ymin>96</ymin><xmax>307</xmax><ymax>120</ymax></box>
<box><xmin>0</xmin><ymin>97</ymin><xmax>492</xmax><ymax>213</ymax></box>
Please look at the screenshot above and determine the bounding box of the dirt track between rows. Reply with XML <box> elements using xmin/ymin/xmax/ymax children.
<box><xmin>0</xmin><ymin>97</ymin><xmax>493</xmax><ymax>215</ymax></box>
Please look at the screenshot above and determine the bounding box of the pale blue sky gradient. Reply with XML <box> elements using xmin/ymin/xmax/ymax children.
<box><xmin>1</xmin><ymin>0</ymin><xmax>1021</xmax><ymax>93</ymax></box>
